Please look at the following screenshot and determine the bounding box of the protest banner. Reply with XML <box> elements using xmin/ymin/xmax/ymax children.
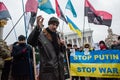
<box><xmin>70</xmin><ymin>50</ymin><xmax>120</xmax><ymax>78</ymax></box>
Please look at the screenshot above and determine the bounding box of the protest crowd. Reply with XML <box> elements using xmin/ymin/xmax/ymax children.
<box><xmin>0</xmin><ymin>14</ymin><xmax>120</xmax><ymax>80</ymax></box>
<box><xmin>1</xmin><ymin>0</ymin><xmax>120</xmax><ymax>79</ymax></box>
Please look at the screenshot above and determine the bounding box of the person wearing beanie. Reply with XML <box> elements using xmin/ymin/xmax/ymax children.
<box><xmin>27</xmin><ymin>15</ymin><xmax>65</xmax><ymax>80</ymax></box>
<box><xmin>48</xmin><ymin>17</ymin><xmax>59</xmax><ymax>26</ymax></box>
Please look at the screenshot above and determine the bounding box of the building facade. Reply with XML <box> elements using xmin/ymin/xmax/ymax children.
<box><xmin>105</xmin><ymin>27</ymin><xmax>119</xmax><ymax>47</ymax></box>
<box><xmin>64</xmin><ymin>29</ymin><xmax>93</xmax><ymax>47</ymax></box>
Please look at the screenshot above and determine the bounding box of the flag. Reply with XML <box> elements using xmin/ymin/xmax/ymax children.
<box><xmin>66</xmin><ymin>16</ymin><xmax>82</xmax><ymax>38</ymax></box>
<box><xmin>29</xmin><ymin>12</ymin><xmax>37</xmax><ymax>27</ymax></box>
<box><xmin>55</xmin><ymin>0</ymin><xmax>68</xmax><ymax>24</ymax></box>
<box><xmin>65</xmin><ymin>0</ymin><xmax>77</xmax><ymax>17</ymax></box>
<box><xmin>0</xmin><ymin>2</ymin><xmax>11</xmax><ymax>20</ymax></box>
<box><xmin>25</xmin><ymin>0</ymin><xmax>38</xmax><ymax>13</ymax></box>
<box><xmin>25</xmin><ymin>12</ymin><xmax>37</xmax><ymax>27</ymax></box>
<box><xmin>38</xmin><ymin>0</ymin><xmax>55</xmax><ymax>14</ymax></box>
<box><xmin>25</xmin><ymin>0</ymin><xmax>38</xmax><ymax>27</ymax></box>
<box><xmin>85</xmin><ymin>0</ymin><xmax>99</xmax><ymax>24</ymax></box>
<box><xmin>95</xmin><ymin>11</ymin><xmax>112</xmax><ymax>27</ymax></box>
<box><xmin>85</xmin><ymin>0</ymin><xmax>96</xmax><ymax>16</ymax></box>
<box><xmin>84</xmin><ymin>0</ymin><xmax>112</xmax><ymax>27</ymax></box>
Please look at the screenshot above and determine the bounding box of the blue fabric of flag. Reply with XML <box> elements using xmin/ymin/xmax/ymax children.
<box><xmin>38</xmin><ymin>0</ymin><xmax>55</xmax><ymax>14</ymax></box>
<box><xmin>0</xmin><ymin>2</ymin><xmax>11</xmax><ymax>19</ymax></box>
<box><xmin>66</xmin><ymin>16</ymin><xmax>82</xmax><ymax>38</ymax></box>
<box><xmin>66</xmin><ymin>0</ymin><xmax>77</xmax><ymax>17</ymax></box>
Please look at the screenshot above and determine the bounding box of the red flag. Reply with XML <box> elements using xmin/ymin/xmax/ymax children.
<box><xmin>84</xmin><ymin>0</ymin><xmax>112</xmax><ymax>27</ymax></box>
<box><xmin>55</xmin><ymin>0</ymin><xmax>67</xmax><ymax>24</ymax></box>
<box><xmin>0</xmin><ymin>2</ymin><xmax>11</xmax><ymax>19</ymax></box>
<box><xmin>25</xmin><ymin>0</ymin><xmax>38</xmax><ymax>13</ymax></box>
<box><xmin>96</xmin><ymin>11</ymin><xmax>112</xmax><ymax>27</ymax></box>
<box><xmin>85</xmin><ymin>0</ymin><xmax>96</xmax><ymax>16</ymax></box>
<box><xmin>25</xmin><ymin>0</ymin><xmax>38</xmax><ymax>27</ymax></box>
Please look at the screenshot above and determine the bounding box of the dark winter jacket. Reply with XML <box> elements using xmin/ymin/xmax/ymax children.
<box><xmin>27</xmin><ymin>27</ymin><xmax>65</xmax><ymax>80</ymax></box>
<box><xmin>11</xmin><ymin>43</ymin><xmax>33</xmax><ymax>76</ymax></box>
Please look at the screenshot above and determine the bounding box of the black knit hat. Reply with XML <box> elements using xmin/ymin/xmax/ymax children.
<box><xmin>48</xmin><ymin>17</ymin><xmax>59</xmax><ymax>26</ymax></box>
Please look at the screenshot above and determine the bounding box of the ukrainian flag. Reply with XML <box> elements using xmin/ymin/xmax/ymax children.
<box><xmin>38</xmin><ymin>0</ymin><xmax>55</xmax><ymax>14</ymax></box>
<box><xmin>66</xmin><ymin>16</ymin><xmax>82</xmax><ymax>38</ymax></box>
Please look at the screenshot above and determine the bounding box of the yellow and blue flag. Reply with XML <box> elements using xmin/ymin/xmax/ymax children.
<box><xmin>38</xmin><ymin>0</ymin><xmax>55</xmax><ymax>14</ymax></box>
<box><xmin>66</xmin><ymin>16</ymin><xmax>82</xmax><ymax>38</ymax></box>
<box><xmin>65</xmin><ymin>0</ymin><xmax>77</xmax><ymax>17</ymax></box>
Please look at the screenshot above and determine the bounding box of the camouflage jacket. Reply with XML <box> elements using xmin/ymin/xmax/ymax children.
<box><xmin>0</xmin><ymin>40</ymin><xmax>11</xmax><ymax>69</ymax></box>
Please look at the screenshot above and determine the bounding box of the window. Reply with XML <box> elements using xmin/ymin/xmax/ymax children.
<box><xmin>73</xmin><ymin>39</ymin><xmax>76</xmax><ymax>45</ymax></box>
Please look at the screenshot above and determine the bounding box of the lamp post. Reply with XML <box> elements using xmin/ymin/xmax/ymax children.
<box><xmin>0</xmin><ymin>19</ymin><xmax>7</xmax><ymax>40</ymax></box>
<box><xmin>0</xmin><ymin>19</ymin><xmax>9</xmax><ymax>79</ymax></box>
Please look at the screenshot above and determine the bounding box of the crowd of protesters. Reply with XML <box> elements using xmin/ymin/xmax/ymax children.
<box><xmin>1</xmin><ymin>15</ymin><xmax>120</xmax><ymax>80</ymax></box>
<box><xmin>1</xmin><ymin>15</ymin><xmax>66</xmax><ymax>80</ymax></box>
<box><xmin>65</xmin><ymin>36</ymin><xmax>120</xmax><ymax>80</ymax></box>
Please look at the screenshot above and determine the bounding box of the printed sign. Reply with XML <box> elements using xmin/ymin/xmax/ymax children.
<box><xmin>70</xmin><ymin>50</ymin><xmax>120</xmax><ymax>78</ymax></box>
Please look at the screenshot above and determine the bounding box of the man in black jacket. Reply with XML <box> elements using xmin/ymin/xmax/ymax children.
<box><xmin>11</xmin><ymin>35</ymin><xmax>33</xmax><ymax>80</ymax></box>
<box><xmin>27</xmin><ymin>15</ymin><xmax>65</xmax><ymax>80</ymax></box>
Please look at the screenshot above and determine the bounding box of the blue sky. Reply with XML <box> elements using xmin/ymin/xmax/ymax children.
<box><xmin>2</xmin><ymin>0</ymin><xmax>120</xmax><ymax>44</ymax></box>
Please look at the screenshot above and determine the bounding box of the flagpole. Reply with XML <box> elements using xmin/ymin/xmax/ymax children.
<box><xmin>82</xmin><ymin>0</ymin><xmax>86</xmax><ymax>46</ymax></box>
<box><xmin>63</xmin><ymin>3</ymin><xmax>73</xmax><ymax>80</ymax></box>
<box><xmin>11</xmin><ymin>20</ymin><xmax>18</xmax><ymax>40</ymax></box>
<box><xmin>32</xmin><ymin>47</ymin><xmax>37</xmax><ymax>80</ymax></box>
<box><xmin>88</xmin><ymin>19</ymin><xmax>94</xmax><ymax>45</ymax></box>
<box><xmin>21</xmin><ymin>0</ymin><xmax>33</xmax><ymax>80</ymax></box>
<box><xmin>61</xmin><ymin>6</ymin><xmax>66</xmax><ymax>40</ymax></box>
<box><xmin>4</xmin><ymin>13</ymin><xmax>25</xmax><ymax>41</ymax></box>
<box><xmin>60</xmin><ymin>7</ymin><xmax>72</xmax><ymax>80</ymax></box>
<box><xmin>22</xmin><ymin>0</ymin><xmax>28</xmax><ymax>38</ymax></box>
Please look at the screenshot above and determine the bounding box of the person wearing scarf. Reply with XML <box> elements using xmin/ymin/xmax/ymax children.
<box><xmin>27</xmin><ymin>15</ymin><xmax>65</xmax><ymax>80</ymax></box>
<box><xmin>99</xmin><ymin>40</ymin><xmax>108</xmax><ymax>50</ymax></box>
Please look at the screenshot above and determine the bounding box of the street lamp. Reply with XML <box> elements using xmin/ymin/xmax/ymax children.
<box><xmin>0</xmin><ymin>19</ymin><xmax>7</xmax><ymax>40</ymax></box>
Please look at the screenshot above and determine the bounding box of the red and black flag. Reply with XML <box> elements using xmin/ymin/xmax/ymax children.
<box><xmin>85</xmin><ymin>0</ymin><xmax>112</xmax><ymax>27</ymax></box>
<box><xmin>25</xmin><ymin>0</ymin><xmax>38</xmax><ymax>27</ymax></box>
<box><xmin>29</xmin><ymin>12</ymin><xmax>37</xmax><ymax>27</ymax></box>
<box><xmin>55</xmin><ymin>0</ymin><xmax>68</xmax><ymax>24</ymax></box>
<box><xmin>95</xmin><ymin>11</ymin><xmax>112</xmax><ymax>27</ymax></box>
<box><xmin>85</xmin><ymin>0</ymin><xmax>96</xmax><ymax>16</ymax></box>
<box><xmin>0</xmin><ymin>2</ymin><xmax>11</xmax><ymax>20</ymax></box>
